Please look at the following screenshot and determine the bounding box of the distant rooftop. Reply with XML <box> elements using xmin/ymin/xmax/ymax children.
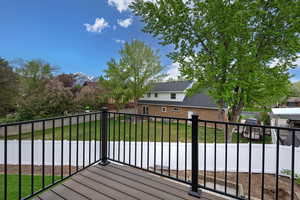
<box><xmin>152</xmin><ymin>81</ymin><xmax>193</xmax><ymax>92</ymax></box>
<box><xmin>287</xmin><ymin>97</ymin><xmax>300</xmax><ymax>102</ymax></box>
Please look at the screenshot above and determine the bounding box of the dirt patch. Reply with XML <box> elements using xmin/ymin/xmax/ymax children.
<box><xmin>167</xmin><ymin>170</ymin><xmax>300</xmax><ymax>200</ymax></box>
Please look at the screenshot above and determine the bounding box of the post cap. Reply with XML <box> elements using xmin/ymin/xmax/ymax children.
<box><xmin>101</xmin><ymin>107</ymin><xmax>108</xmax><ymax>112</ymax></box>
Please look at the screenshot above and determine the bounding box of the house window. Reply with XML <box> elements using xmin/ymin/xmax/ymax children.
<box><xmin>147</xmin><ymin>93</ymin><xmax>151</xmax><ymax>97</ymax></box>
<box><xmin>161</xmin><ymin>107</ymin><xmax>167</xmax><ymax>112</ymax></box>
<box><xmin>170</xmin><ymin>93</ymin><xmax>176</xmax><ymax>99</ymax></box>
<box><xmin>143</xmin><ymin>106</ymin><xmax>149</xmax><ymax>114</ymax></box>
<box><xmin>173</xmin><ymin>107</ymin><xmax>180</xmax><ymax>112</ymax></box>
<box><xmin>155</xmin><ymin>93</ymin><xmax>158</xmax><ymax>98</ymax></box>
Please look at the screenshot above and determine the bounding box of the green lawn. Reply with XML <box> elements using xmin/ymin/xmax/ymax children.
<box><xmin>0</xmin><ymin>174</ymin><xmax>60</xmax><ymax>200</ymax></box>
<box><xmin>2</xmin><ymin>118</ymin><xmax>271</xmax><ymax>143</ymax></box>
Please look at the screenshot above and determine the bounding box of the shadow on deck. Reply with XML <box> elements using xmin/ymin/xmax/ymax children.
<box><xmin>34</xmin><ymin>163</ymin><xmax>225</xmax><ymax>200</ymax></box>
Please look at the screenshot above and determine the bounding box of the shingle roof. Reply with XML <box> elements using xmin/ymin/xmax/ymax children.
<box><xmin>152</xmin><ymin>81</ymin><xmax>193</xmax><ymax>92</ymax></box>
<box><xmin>138</xmin><ymin>92</ymin><xmax>219</xmax><ymax>108</ymax></box>
<box><xmin>287</xmin><ymin>97</ymin><xmax>300</xmax><ymax>102</ymax></box>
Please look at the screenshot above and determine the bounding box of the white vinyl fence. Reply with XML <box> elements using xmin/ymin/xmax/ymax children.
<box><xmin>1</xmin><ymin>140</ymin><xmax>299</xmax><ymax>175</ymax></box>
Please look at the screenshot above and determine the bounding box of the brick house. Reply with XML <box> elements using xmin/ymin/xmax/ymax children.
<box><xmin>137</xmin><ymin>81</ymin><xmax>227</xmax><ymax>121</ymax></box>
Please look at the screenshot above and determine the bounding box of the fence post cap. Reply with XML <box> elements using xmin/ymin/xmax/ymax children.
<box><xmin>191</xmin><ymin>114</ymin><xmax>199</xmax><ymax>119</ymax></box>
<box><xmin>101</xmin><ymin>107</ymin><xmax>108</xmax><ymax>112</ymax></box>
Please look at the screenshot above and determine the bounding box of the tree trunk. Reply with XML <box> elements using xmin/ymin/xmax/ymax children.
<box><xmin>226</xmin><ymin>103</ymin><xmax>244</xmax><ymax>143</ymax></box>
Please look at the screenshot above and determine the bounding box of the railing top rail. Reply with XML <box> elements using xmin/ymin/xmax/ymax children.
<box><xmin>107</xmin><ymin>111</ymin><xmax>191</xmax><ymax>121</ymax></box>
<box><xmin>0</xmin><ymin>111</ymin><xmax>102</xmax><ymax>127</ymax></box>
<box><xmin>198</xmin><ymin>118</ymin><xmax>300</xmax><ymax>132</ymax></box>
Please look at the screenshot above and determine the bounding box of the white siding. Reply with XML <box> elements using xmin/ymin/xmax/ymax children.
<box><xmin>140</xmin><ymin>92</ymin><xmax>186</xmax><ymax>102</ymax></box>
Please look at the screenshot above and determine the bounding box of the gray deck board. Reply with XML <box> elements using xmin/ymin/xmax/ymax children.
<box><xmin>37</xmin><ymin>163</ymin><xmax>224</xmax><ymax>200</ymax></box>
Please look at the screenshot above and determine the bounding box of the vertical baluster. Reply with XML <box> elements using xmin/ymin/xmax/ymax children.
<box><xmin>135</xmin><ymin>115</ymin><xmax>138</xmax><ymax>167</ymax></box>
<box><xmin>76</xmin><ymin>116</ymin><xmax>79</xmax><ymax>171</ymax></box>
<box><xmin>118</xmin><ymin>113</ymin><xmax>121</xmax><ymax>161</ymax></box>
<box><xmin>185</xmin><ymin>120</ymin><xmax>187</xmax><ymax>182</ymax></box>
<box><xmin>94</xmin><ymin>114</ymin><xmax>97</xmax><ymax>163</ymax></box>
<box><xmin>69</xmin><ymin>117</ymin><xmax>72</xmax><ymax>175</ymax></box>
<box><xmin>291</xmin><ymin>130</ymin><xmax>295</xmax><ymax>200</ymax></box>
<box><xmin>89</xmin><ymin>114</ymin><xmax>92</xmax><ymax>165</ymax></box>
<box><xmin>147</xmin><ymin>116</ymin><xmax>150</xmax><ymax>171</ymax></box>
<box><xmin>61</xmin><ymin>118</ymin><xmax>64</xmax><ymax>178</ymax></box>
<box><xmin>154</xmin><ymin>117</ymin><xmax>157</xmax><ymax>172</ymax></box>
<box><xmin>275</xmin><ymin>128</ymin><xmax>280</xmax><ymax>200</ymax></box>
<box><xmin>129</xmin><ymin>115</ymin><xmax>132</xmax><ymax>165</ymax></box>
<box><xmin>225</xmin><ymin>123</ymin><xmax>228</xmax><ymax>194</ymax></box>
<box><xmin>31</xmin><ymin>122</ymin><xmax>34</xmax><ymax>195</ymax></box>
<box><xmin>113</xmin><ymin>113</ymin><xmax>116</xmax><ymax>160</ymax></box>
<box><xmin>52</xmin><ymin>120</ymin><xmax>55</xmax><ymax>183</ymax></box>
<box><xmin>4</xmin><ymin>126</ymin><xmax>7</xmax><ymax>200</ymax></box>
<box><xmin>161</xmin><ymin>117</ymin><xmax>163</xmax><ymax>174</ymax></box>
<box><xmin>236</xmin><ymin>124</ymin><xmax>240</xmax><ymax>197</ymax></box>
<box><xmin>141</xmin><ymin>115</ymin><xmax>144</xmax><ymax>168</ymax></box>
<box><xmin>42</xmin><ymin>120</ymin><xmax>45</xmax><ymax>188</ymax></box>
<box><xmin>19</xmin><ymin>124</ymin><xmax>22</xmax><ymax>200</ymax></box>
<box><xmin>204</xmin><ymin>122</ymin><xmax>207</xmax><ymax>187</ymax></box>
<box><xmin>168</xmin><ymin>118</ymin><xmax>171</xmax><ymax>176</ymax></box>
<box><xmin>214</xmin><ymin>122</ymin><xmax>217</xmax><ymax>190</ymax></box>
<box><xmin>123</xmin><ymin>114</ymin><xmax>126</xmax><ymax>163</ymax></box>
<box><xmin>261</xmin><ymin>127</ymin><xmax>265</xmax><ymax>200</ymax></box>
<box><xmin>83</xmin><ymin>115</ymin><xmax>85</xmax><ymax>168</ymax></box>
<box><xmin>108</xmin><ymin>113</ymin><xmax>110</xmax><ymax>160</ymax></box>
<box><xmin>248</xmin><ymin>126</ymin><xmax>252</xmax><ymax>200</ymax></box>
<box><xmin>176</xmin><ymin>119</ymin><xmax>179</xmax><ymax>179</ymax></box>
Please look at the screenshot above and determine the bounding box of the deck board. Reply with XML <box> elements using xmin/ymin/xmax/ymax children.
<box><xmin>37</xmin><ymin>163</ymin><xmax>224</xmax><ymax>200</ymax></box>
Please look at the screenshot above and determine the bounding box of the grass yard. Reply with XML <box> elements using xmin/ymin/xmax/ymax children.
<box><xmin>0</xmin><ymin>174</ymin><xmax>60</xmax><ymax>200</ymax></box>
<box><xmin>3</xmin><ymin>117</ymin><xmax>271</xmax><ymax>143</ymax></box>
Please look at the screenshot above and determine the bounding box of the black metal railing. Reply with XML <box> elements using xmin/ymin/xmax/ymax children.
<box><xmin>1</xmin><ymin>111</ymin><xmax>103</xmax><ymax>200</ymax></box>
<box><xmin>1</xmin><ymin>108</ymin><xmax>299</xmax><ymax>200</ymax></box>
<box><xmin>104</xmin><ymin>111</ymin><xmax>299</xmax><ymax>200</ymax></box>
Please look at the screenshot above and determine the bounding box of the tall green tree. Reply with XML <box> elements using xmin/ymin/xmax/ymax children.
<box><xmin>99</xmin><ymin>59</ymin><xmax>131</xmax><ymax>111</ymax></box>
<box><xmin>131</xmin><ymin>0</ymin><xmax>300</xmax><ymax>141</ymax></box>
<box><xmin>16</xmin><ymin>60</ymin><xmax>58</xmax><ymax>119</ymax></box>
<box><xmin>101</xmin><ymin>40</ymin><xmax>165</xmax><ymax>112</ymax></box>
<box><xmin>0</xmin><ymin>57</ymin><xmax>19</xmax><ymax>116</ymax></box>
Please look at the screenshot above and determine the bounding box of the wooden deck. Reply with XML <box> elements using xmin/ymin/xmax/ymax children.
<box><xmin>34</xmin><ymin>164</ymin><xmax>225</xmax><ymax>200</ymax></box>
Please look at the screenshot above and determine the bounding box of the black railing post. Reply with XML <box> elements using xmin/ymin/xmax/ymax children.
<box><xmin>99</xmin><ymin>107</ymin><xmax>110</xmax><ymax>166</ymax></box>
<box><xmin>189</xmin><ymin>115</ymin><xmax>201</xmax><ymax>198</ymax></box>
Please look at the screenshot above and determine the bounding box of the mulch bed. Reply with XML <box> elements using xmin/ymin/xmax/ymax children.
<box><xmin>168</xmin><ymin>170</ymin><xmax>300</xmax><ymax>200</ymax></box>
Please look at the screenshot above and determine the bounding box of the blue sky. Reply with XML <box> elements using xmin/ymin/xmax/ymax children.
<box><xmin>0</xmin><ymin>0</ymin><xmax>175</xmax><ymax>77</ymax></box>
<box><xmin>0</xmin><ymin>0</ymin><xmax>299</xmax><ymax>81</ymax></box>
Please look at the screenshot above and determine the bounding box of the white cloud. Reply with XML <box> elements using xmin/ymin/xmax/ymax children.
<box><xmin>114</xmin><ymin>39</ymin><xmax>125</xmax><ymax>44</ymax></box>
<box><xmin>117</xmin><ymin>18</ymin><xmax>133</xmax><ymax>28</ymax></box>
<box><xmin>107</xmin><ymin>0</ymin><xmax>157</xmax><ymax>12</ymax></box>
<box><xmin>84</xmin><ymin>18</ymin><xmax>109</xmax><ymax>33</ymax></box>
<box><xmin>108</xmin><ymin>0</ymin><xmax>133</xmax><ymax>12</ymax></box>
<box><xmin>165</xmin><ymin>62</ymin><xmax>181</xmax><ymax>80</ymax></box>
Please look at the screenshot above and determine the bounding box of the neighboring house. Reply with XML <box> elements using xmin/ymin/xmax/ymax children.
<box><xmin>137</xmin><ymin>81</ymin><xmax>227</xmax><ymax>121</ymax></box>
<box><xmin>283</xmin><ymin>97</ymin><xmax>300</xmax><ymax>107</ymax></box>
